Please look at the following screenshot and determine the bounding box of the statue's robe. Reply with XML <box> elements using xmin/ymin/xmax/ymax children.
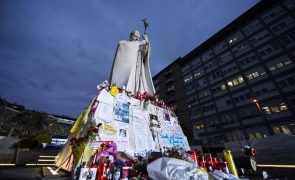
<box><xmin>109</xmin><ymin>39</ymin><xmax>155</xmax><ymax>95</ymax></box>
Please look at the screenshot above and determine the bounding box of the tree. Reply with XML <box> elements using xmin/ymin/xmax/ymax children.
<box><xmin>11</xmin><ymin>110</ymin><xmax>48</xmax><ymax>136</ymax></box>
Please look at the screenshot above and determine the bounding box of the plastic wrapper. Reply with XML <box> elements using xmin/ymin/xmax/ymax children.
<box><xmin>147</xmin><ymin>157</ymin><xmax>208</xmax><ymax>180</ymax></box>
<box><xmin>211</xmin><ymin>169</ymin><xmax>240</xmax><ymax>180</ymax></box>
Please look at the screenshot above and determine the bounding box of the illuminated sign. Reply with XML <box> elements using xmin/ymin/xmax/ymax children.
<box><xmin>47</xmin><ymin>138</ymin><xmax>68</xmax><ymax>148</ymax></box>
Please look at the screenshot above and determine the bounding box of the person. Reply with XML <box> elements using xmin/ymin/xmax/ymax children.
<box><xmin>109</xmin><ymin>30</ymin><xmax>155</xmax><ymax>95</ymax></box>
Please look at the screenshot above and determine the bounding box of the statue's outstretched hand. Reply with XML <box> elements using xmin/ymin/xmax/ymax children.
<box><xmin>143</xmin><ymin>34</ymin><xmax>149</xmax><ymax>42</ymax></box>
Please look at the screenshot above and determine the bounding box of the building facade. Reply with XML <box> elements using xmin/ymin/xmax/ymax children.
<box><xmin>153</xmin><ymin>0</ymin><xmax>295</xmax><ymax>147</ymax></box>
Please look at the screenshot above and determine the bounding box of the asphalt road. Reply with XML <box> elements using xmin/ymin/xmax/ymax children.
<box><xmin>258</xmin><ymin>167</ymin><xmax>295</xmax><ymax>180</ymax></box>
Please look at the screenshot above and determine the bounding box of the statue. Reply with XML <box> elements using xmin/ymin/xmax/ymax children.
<box><xmin>109</xmin><ymin>20</ymin><xmax>155</xmax><ymax>95</ymax></box>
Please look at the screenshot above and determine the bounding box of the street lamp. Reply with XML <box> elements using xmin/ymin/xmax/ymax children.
<box><xmin>253</xmin><ymin>99</ymin><xmax>260</xmax><ymax>109</ymax></box>
<box><xmin>252</xmin><ymin>99</ymin><xmax>274</xmax><ymax>136</ymax></box>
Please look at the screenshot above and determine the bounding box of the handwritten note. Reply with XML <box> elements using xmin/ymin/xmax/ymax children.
<box><xmin>159</xmin><ymin>133</ymin><xmax>189</xmax><ymax>149</ymax></box>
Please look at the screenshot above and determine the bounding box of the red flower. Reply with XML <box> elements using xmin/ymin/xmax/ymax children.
<box><xmin>93</xmin><ymin>127</ymin><xmax>99</xmax><ymax>133</ymax></box>
<box><xmin>77</xmin><ymin>137</ymin><xmax>84</xmax><ymax>143</ymax></box>
<box><xmin>70</xmin><ymin>137</ymin><xmax>77</xmax><ymax>143</ymax></box>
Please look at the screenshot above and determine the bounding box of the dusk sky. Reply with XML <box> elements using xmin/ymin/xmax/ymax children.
<box><xmin>0</xmin><ymin>0</ymin><xmax>258</xmax><ymax>118</ymax></box>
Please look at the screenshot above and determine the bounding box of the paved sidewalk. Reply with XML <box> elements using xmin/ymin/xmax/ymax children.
<box><xmin>0</xmin><ymin>166</ymin><xmax>73</xmax><ymax>180</ymax></box>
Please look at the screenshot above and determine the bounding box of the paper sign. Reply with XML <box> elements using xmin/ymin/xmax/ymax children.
<box><xmin>96</xmin><ymin>89</ymin><xmax>114</xmax><ymax>105</ymax></box>
<box><xmin>134</xmin><ymin>133</ymin><xmax>149</xmax><ymax>156</ymax></box>
<box><xmin>117</xmin><ymin>140</ymin><xmax>129</xmax><ymax>152</ymax></box>
<box><xmin>159</xmin><ymin>133</ymin><xmax>189</xmax><ymax>149</ymax></box>
<box><xmin>94</xmin><ymin>103</ymin><xmax>113</xmax><ymax>123</ymax></box>
<box><xmin>146</xmin><ymin>128</ymin><xmax>155</xmax><ymax>151</ymax></box>
<box><xmin>100</xmin><ymin>123</ymin><xmax>117</xmax><ymax>141</ymax></box>
<box><xmin>133</xmin><ymin>108</ymin><xmax>143</xmax><ymax>119</ymax></box>
<box><xmin>133</xmin><ymin>122</ymin><xmax>148</xmax><ymax>135</ymax></box>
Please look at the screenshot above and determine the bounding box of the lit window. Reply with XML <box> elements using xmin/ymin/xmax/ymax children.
<box><xmin>271</xmin><ymin>106</ymin><xmax>280</xmax><ymax>113</ymax></box>
<box><xmin>279</xmin><ymin>103</ymin><xmax>288</xmax><ymax>111</ymax></box>
<box><xmin>262</xmin><ymin>106</ymin><xmax>272</xmax><ymax>114</ymax></box>
<box><xmin>285</xmin><ymin>60</ymin><xmax>292</xmax><ymax>65</ymax></box>
<box><xmin>269</xmin><ymin>59</ymin><xmax>293</xmax><ymax>73</ymax></box>
<box><xmin>255</xmin><ymin>132</ymin><xmax>262</xmax><ymax>139</ymax></box>
<box><xmin>270</xmin><ymin>66</ymin><xmax>276</xmax><ymax>71</ymax></box>
<box><xmin>276</xmin><ymin>63</ymin><xmax>284</xmax><ymax>68</ymax></box>
<box><xmin>252</xmin><ymin>72</ymin><xmax>259</xmax><ymax>78</ymax></box>
<box><xmin>237</xmin><ymin>76</ymin><xmax>244</xmax><ymax>83</ymax></box>
<box><xmin>221</xmin><ymin>84</ymin><xmax>226</xmax><ymax>90</ymax></box>
<box><xmin>196</xmin><ymin>124</ymin><xmax>205</xmax><ymax>129</ymax></box>
<box><xmin>281</xmin><ymin>126</ymin><xmax>292</xmax><ymax>135</ymax></box>
<box><xmin>232</xmin><ymin>79</ymin><xmax>239</xmax><ymax>85</ymax></box>
<box><xmin>194</xmin><ymin>72</ymin><xmax>201</xmax><ymax>77</ymax></box>
<box><xmin>184</xmin><ymin>74</ymin><xmax>193</xmax><ymax>83</ymax></box>
<box><xmin>228</xmin><ymin>37</ymin><xmax>238</xmax><ymax>44</ymax></box>
<box><xmin>248</xmin><ymin>133</ymin><xmax>255</xmax><ymax>140</ymax></box>
<box><xmin>247</xmin><ymin>74</ymin><xmax>253</xmax><ymax>80</ymax></box>
<box><xmin>273</xmin><ymin>127</ymin><xmax>281</xmax><ymax>134</ymax></box>
<box><xmin>227</xmin><ymin>81</ymin><xmax>233</xmax><ymax>87</ymax></box>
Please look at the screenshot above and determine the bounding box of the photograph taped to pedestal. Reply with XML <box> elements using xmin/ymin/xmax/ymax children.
<box><xmin>79</xmin><ymin>168</ymin><xmax>97</xmax><ymax>180</ymax></box>
<box><xmin>149</xmin><ymin>114</ymin><xmax>160</xmax><ymax>128</ymax></box>
<box><xmin>164</xmin><ymin>111</ymin><xmax>170</xmax><ymax>122</ymax></box>
<box><xmin>119</xmin><ymin>129</ymin><xmax>127</xmax><ymax>138</ymax></box>
<box><xmin>114</xmin><ymin>99</ymin><xmax>130</xmax><ymax>124</ymax></box>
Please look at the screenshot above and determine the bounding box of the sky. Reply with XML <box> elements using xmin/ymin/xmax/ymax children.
<box><xmin>0</xmin><ymin>0</ymin><xmax>258</xmax><ymax>118</ymax></box>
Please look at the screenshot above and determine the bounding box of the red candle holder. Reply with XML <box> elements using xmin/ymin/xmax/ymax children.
<box><xmin>96</xmin><ymin>163</ymin><xmax>108</xmax><ymax>180</ymax></box>
<box><xmin>188</xmin><ymin>151</ymin><xmax>199</xmax><ymax>165</ymax></box>
<box><xmin>121</xmin><ymin>166</ymin><xmax>131</xmax><ymax>180</ymax></box>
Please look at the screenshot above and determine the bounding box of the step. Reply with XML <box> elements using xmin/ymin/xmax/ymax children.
<box><xmin>42</xmin><ymin>166</ymin><xmax>68</xmax><ymax>178</ymax></box>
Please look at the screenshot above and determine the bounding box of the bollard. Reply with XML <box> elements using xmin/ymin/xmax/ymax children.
<box><xmin>224</xmin><ymin>150</ymin><xmax>238</xmax><ymax>177</ymax></box>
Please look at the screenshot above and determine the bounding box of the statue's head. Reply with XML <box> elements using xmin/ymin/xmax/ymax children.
<box><xmin>130</xmin><ymin>30</ymin><xmax>140</xmax><ymax>41</ymax></box>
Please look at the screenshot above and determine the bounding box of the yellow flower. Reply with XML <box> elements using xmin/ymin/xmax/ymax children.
<box><xmin>110</xmin><ymin>85</ymin><xmax>119</xmax><ymax>96</ymax></box>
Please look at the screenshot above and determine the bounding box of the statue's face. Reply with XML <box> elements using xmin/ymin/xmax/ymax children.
<box><xmin>130</xmin><ymin>30</ymin><xmax>140</xmax><ymax>41</ymax></box>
